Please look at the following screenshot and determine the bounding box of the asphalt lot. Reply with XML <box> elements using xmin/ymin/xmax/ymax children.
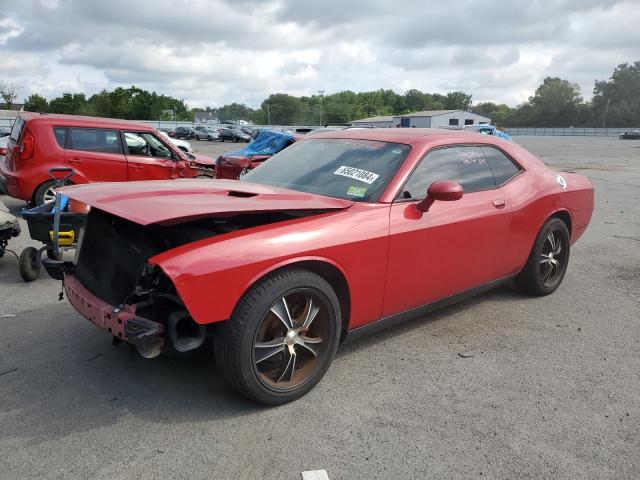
<box><xmin>1</xmin><ymin>136</ymin><xmax>639</xmax><ymax>479</ymax></box>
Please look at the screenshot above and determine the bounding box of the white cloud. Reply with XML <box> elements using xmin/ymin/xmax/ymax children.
<box><xmin>0</xmin><ymin>0</ymin><xmax>637</xmax><ymax>108</ymax></box>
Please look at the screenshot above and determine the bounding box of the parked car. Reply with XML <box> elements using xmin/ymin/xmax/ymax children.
<box><xmin>463</xmin><ymin>125</ymin><xmax>513</xmax><ymax>141</ymax></box>
<box><xmin>0</xmin><ymin>136</ymin><xmax>7</xmax><ymax>166</ymax></box>
<box><xmin>174</xmin><ymin>126</ymin><xmax>196</xmax><ymax>139</ymax></box>
<box><xmin>619</xmin><ymin>130</ymin><xmax>640</xmax><ymax>140</ymax></box>
<box><xmin>159</xmin><ymin>127</ymin><xmax>176</xmax><ymax>138</ymax></box>
<box><xmin>48</xmin><ymin>128</ymin><xmax>594</xmax><ymax>405</ymax></box>
<box><xmin>194</xmin><ymin>126</ymin><xmax>220</xmax><ymax>141</ymax></box>
<box><xmin>0</xmin><ymin>127</ymin><xmax>11</xmax><ymax>137</ymax></box>
<box><xmin>219</xmin><ymin>127</ymin><xmax>251</xmax><ymax>143</ymax></box>
<box><xmin>158</xmin><ymin>131</ymin><xmax>193</xmax><ymax>153</ymax></box>
<box><xmin>216</xmin><ymin>129</ymin><xmax>296</xmax><ymax>179</ymax></box>
<box><xmin>0</xmin><ymin>113</ymin><xmax>217</xmax><ymax>205</ymax></box>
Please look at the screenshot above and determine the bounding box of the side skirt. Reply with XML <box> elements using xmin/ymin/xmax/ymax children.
<box><xmin>343</xmin><ymin>273</ymin><xmax>518</xmax><ymax>344</ymax></box>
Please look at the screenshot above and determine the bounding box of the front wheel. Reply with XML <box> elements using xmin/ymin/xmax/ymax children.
<box><xmin>515</xmin><ymin>217</ymin><xmax>570</xmax><ymax>296</ymax></box>
<box><xmin>215</xmin><ymin>268</ymin><xmax>341</xmax><ymax>405</ymax></box>
<box><xmin>19</xmin><ymin>247</ymin><xmax>41</xmax><ymax>282</ymax></box>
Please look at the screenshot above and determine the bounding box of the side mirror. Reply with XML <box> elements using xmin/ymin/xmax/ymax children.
<box><xmin>416</xmin><ymin>181</ymin><xmax>464</xmax><ymax>212</ymax></box>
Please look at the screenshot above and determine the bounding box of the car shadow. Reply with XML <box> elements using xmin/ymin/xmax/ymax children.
<box><xmin>1</xmin><ymin>282</ymin><xmax>528</xmax><ymax>443</ymax></box>
<box><xmin>1</xmin><ymin>303</ymin><xmax>266</xmax><ymax>444</ymax></box>
<box><xmin>338</xmin><ymin>281</ymin><xmax>529</xmax><ymax>356</ymax></box>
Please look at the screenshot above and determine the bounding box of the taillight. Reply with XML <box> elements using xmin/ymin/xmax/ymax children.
<box><xmin>0</xmin><ymin>147</ymin><xmax>6</xmax><ymax>156</ymax></box>
<box><xmin>20</xmin><ymin>130</ymin><xmax>35</xmax><ymax>160</ymax></box>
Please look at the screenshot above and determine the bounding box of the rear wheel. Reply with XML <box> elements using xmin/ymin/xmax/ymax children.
<box><xmin>34</xmin><ymin>181</ymin><xmax>58</xmax><ymax>206</ymax></box>
<box><xmin>215</xmin><ymin>268</ymin><xmax>341</xmax><ymax>405</ymax></box>
<box><xmin>515</xmin><ymin>217</ymin><xmax>570</xmax><ymax>296</ymax></box>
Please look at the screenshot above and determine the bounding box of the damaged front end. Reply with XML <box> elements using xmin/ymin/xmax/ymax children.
<box><xmin>52</xmin><ymin>205</ymin><xmax>334</xmax><ymax>358</ymax></box>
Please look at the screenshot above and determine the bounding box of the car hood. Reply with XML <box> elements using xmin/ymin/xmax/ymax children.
<box><xmin>190</xmin><ymin>153</ymin><xmax>217</xmax><ymax>166</ymax></box>
<box><xmin>58</xmin><ymin>179</ymin><xmax>355</xmax><ymax>226</ymax></box>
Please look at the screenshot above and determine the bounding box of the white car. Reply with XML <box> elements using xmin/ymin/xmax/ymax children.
<box><xmin>158</xmin><ymin>131</ymin><xmax>193</xmax><ymax>153</ymax></box>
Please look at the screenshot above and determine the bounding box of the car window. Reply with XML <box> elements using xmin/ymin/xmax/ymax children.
<box><xmin>398</xmin><ymin>146</ymin><xmax>496</xmax><ymax>199</ymax></box>
<box><xmin>242</xmin><ymin>138</ymin><xmax>411</xmax><ymax>202</ymax></box>
<box><xmin>481</xmin><ymin>146</ymin><xmax>521</xmax><ymax>185</ymax></box>
<box><xmin>10</xmin><ymin>118</ymin><xmax>25</xmax><ymax>142</ymax></box>
<box><xmin>53</xmin><ymin>127</ymin><xmax>67</xmax><ymax>148</ymax></box>
<box><xmin>124</xmin><ymin>132</ymin><xmax>173</xmax><ymax>159</ymax></box>
<box><xmin>68</xmin><ymin>128</ymin><xmax>121</xmax><ymax>154</ymax></box>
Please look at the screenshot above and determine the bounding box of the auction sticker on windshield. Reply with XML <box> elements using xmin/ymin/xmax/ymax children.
<box><xmin>334</xmin><ymin>166</ymin><xmax>380</xmax><ymax>184</ymax></box>
<box><xmin>346</xmin><ymin>186</ymin><xmax>367</xmax><ymax>197</ymax></box>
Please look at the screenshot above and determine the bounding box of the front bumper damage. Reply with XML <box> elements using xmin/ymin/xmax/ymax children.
<box><xmin>63</xmin><ymin>270</ymin><xmax>165</xmax><ymax>358</ymax></box>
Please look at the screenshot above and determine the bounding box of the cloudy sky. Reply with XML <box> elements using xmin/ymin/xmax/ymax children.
<box><xmin>0</xmin><ymin>0</ymin><xmax>638</xmax><ymax>108</ymax></box>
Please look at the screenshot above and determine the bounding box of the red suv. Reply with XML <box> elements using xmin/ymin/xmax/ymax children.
<box><xmin>0</xmin><ymin>113</ymin><xmax>217</xmax><ymax>204</ymax></box>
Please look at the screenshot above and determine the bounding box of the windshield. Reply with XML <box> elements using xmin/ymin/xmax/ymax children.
<box><xmin>241</xmin><ymin>138</ymin><xmax>411</xmax><ymax>202</ymax></box>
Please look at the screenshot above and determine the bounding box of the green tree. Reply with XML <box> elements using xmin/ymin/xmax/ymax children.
<box><xmin>444</xmin><ymin>91</ymin><xmax>472</xmax><ymax>110</ymax></box>
<box><xmin>592</xmin><ymin>61</ymin><xmax>640</xmax><ymax>127</ymax></box>
<box><xmin>49</xmin><ymin>93</ymin><xmax>87</xmax><ymax>114</ymax></box>
<box><xmin>261</xmin><ymin>93</ymin><xmax>306</xmax><ymax>125</ymax></box>
<box><xmin>0</xmin><ymin>82</ymin><xmax>19</xmax><ymax>109</ymax></box>
<box><xmin>472</xmin><ymin>102</ymin><xmax>514</xmax><ymax>126</ymax></box>
<box><xmin>527</xmin><ymin>77</ymin><xmax>583</xmax><ymax>127</ymax></box>
<box><xmin>24</xmin><ymin>94</ymin><xmax>49</xmax><ymax>112</ymax></box>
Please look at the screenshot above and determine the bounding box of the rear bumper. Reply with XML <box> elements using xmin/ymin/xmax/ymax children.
<box><xmin>63</xmin><ymin>271</ymin><xmax>164</xmax><ymax>357</ymax></box>
<box><xmin>0</xmin><ymin>166</ymin><xmax>32</xmax><ymax>201</ymax></box>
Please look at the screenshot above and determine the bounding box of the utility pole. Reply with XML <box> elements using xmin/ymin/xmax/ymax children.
<box><xmin>266</xmin><ymin>104</ymin><xmax>271</xmax><ymax>126</ymax></box>
<box><xmin>318</xmin><ymin>90</ymin><xmax>325</xmax><ymax>126</ymax></box>
<box><xmin>602</xmin><ymin>98</ymin><xmax>610</xmax><ymax>128</ymax></box>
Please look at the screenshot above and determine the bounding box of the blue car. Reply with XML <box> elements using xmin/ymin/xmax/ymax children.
<box><xmin>464</xmin><ymin>125</ymin><xmax>512</xmax><ymax>141</ymax></box>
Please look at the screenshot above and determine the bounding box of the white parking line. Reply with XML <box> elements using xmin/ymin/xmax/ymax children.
<box><xmin>301</xmin><ymin>469</ymin><xmax>330</xmax><ymax>480</ymax></box>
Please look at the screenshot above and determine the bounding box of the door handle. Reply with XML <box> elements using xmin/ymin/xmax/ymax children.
<box><xmin>492</xmin><ymin>199</ymin><xmax>506</xmax><ymax>208</ymax></box>
<box><xmin>68</xmin><ymin>157</ymin><xmax>83</xmax><ymax>164</ymax></box>
<box><xmin>130</xmin><ymin>165</ymin><xmax>144</xmax><ymax>170</ymax></box>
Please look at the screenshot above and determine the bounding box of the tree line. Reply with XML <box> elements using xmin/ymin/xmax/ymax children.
<box><xmin>18</xmin><ymin>61</ymin><xmax>640</xmax><ymax>127</ymax></box>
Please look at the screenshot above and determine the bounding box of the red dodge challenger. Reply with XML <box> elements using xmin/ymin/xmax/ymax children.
<box><xmin>49</xmin><ymin>129</ymin><xmax>594</xmax><ymax>405</ymax></box>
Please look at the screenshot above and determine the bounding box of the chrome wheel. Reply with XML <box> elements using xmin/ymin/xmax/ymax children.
<box><xmin>42</xmin><ymin>186</ymin><xmax>57</xmax><ymax>204</ymax></box>
<box><xmin>253</xmin><ymin>290</ymin><xmax>331</xmax><ymax>391</ymax></box>
<box><xmin>539</xmin><ymin>229</ymin><xmax>567</xmax><ymax>288</ymax></box>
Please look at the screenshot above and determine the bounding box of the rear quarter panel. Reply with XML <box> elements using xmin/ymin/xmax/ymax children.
<box><xmin>500</xmin><ymin>168</ymin><xmax>594</xmax><ymax>273</ymax></box>
<box><xmin>150</xmin><ymin>203</ymin><xmax>391</xmax><ymax>328</ymax></box>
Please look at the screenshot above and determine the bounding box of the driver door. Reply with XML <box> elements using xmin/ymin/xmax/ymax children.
<box><xmin>122</xmin><ymin>131</ymin><xmax>183</xmax><ymax>181</ymax></box>
<box><xmin>382</xmin><ymin>146</ymin><xmax>513</xmax><ymax>317</ymax></box>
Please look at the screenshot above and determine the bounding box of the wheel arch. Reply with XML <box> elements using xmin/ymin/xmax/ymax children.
<box><xmin>549</xmin><ymin>209</ymin><xmax>572</xmax><ymax>237</ymax></box>
<box><xmin>242</xmin><ymin>257</ymin><xmax>352</xmax><ymax>338</ymax></box>
<box><xmin>31</xmin><ymin>170</ymin><xmax>88</xmax><ymax>203</ymax></box>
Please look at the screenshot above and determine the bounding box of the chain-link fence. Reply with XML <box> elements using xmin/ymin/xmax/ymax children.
<box><xmin>504</xmin><ymin>127</ymin><xmax>637</xmax><ymax>137</ymax></box>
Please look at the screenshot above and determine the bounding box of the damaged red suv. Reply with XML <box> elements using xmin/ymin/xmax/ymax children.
<box><xmin>0</xmin><ymin>113</ymin><xmax>217</xmax><ymax>204</ymax></box>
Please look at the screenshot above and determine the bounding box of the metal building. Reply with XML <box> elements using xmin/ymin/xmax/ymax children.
<box><xmin>393</xmin><ymin>110</ymin><xmax>490</xmax><ymax>128</ymax></box>
<box><xmin>350</xmin><ymin>110</ymin><xmax>491</xmax><ymax>128</ymax></box>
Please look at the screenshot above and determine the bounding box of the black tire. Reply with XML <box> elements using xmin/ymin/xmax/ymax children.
<box><xmin>515</xmin><ymin>217</ymin><xmax>570</xmax><ymax>296</ymax></box>
<box><xmin>195</xmin><ymin>135</ymin><xmax>200</xmax><ymax>141</ymax></box>
<box><xmin>215</xmin><ymin>268</ymin><xmax>341</xmax><ymax>405</ymax></box>
<box><xmin>34</xmin><ymin>180</ymin><xmax>57</xmax><ymax>206</ymax></box>
<box><xmin>46</xmin><ymin>249</ymin><xmax>63</xmax><ymax>261</ymax></box>
<box><xmin>19</xmin><ymin>247</ymin><xmax>41</xmax><ymax>282</ymax></box>
<box><xmin>233</xmin><ymin>137</ymin><xmax>238</xmax><ymax>143</ymax></box>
